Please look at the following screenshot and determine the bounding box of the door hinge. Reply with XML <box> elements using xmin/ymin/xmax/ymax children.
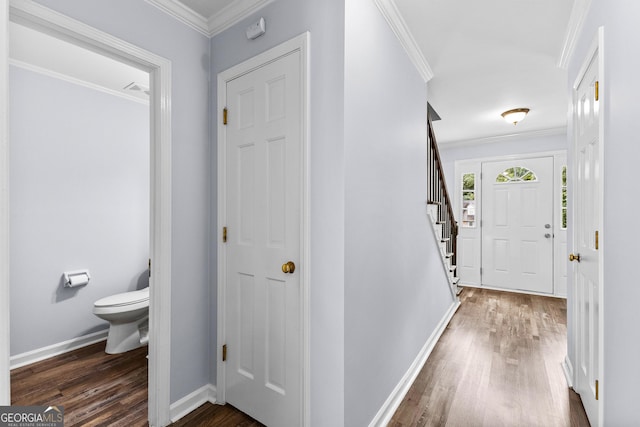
<box><xmin>223</xmin><ymin>108</ymin><xmax>228</xmax><ymax>125</ymax></box>
<box><xmin>148</xmin><ymin>258</ymin><xmax>151</xmax><ymax>278</ymax></box>
<box><xmin>223</xmin><ymin>226</ymin><xmax>227</xmax><ymax>243</ymax></box>
<box><xmin>222</xmin><ymin>344</ymin><xmax>227</xmax><ymax>362</ymax></box>
<box><xmin>595</xmin><ymin>230</ymin><xmax>599</xmax><ymax>250</ymax></box>
<box><xmin>595</xmin><ymin>81</ymin><xmax>599</xmax><ymax>101</ymax></box>
<box><xmin>595</xmin><ymin>379</ymin><xmax>599</xmax><ymax>400</ymax></box>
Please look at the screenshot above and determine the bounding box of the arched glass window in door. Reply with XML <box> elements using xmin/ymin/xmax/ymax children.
<box><xmin>495</xmin><ymin>166</ymin><xmax>538</xmax><ymax>183</ymax></box>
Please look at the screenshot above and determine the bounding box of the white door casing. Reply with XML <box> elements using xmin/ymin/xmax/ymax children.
<box><xmin>481</xmin><ymin>157</ymin><xmax>554</xmax><ymax>294</ymax></box>
<box><xmin>454</xmin><ymin>152</ymin><xmax>567</xmax><ymax>296</ymax></box>
<box><xmin>0</xmin><ymin>0</ymin><xmax>9</xmax><ymax>405</ymax></box>
<box><xmin>1</xmin><ymin>2</ymin><xmax>172</xmax><ymax>425</ymax></box>
<box><xmin>571</xmin><ymin>27</ymin><xmax>604</xmax><ymax>427</ymax></box>
<box><xmin>217</xmin><ymin>33</ymin><xmax>309</xmax><ymax>427</ymax></box>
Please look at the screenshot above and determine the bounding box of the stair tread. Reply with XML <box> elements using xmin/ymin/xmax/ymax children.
<box><xmin>449</xmin><ymin>265</ymin><xmax>457</xmax><ymax>272</ymax></box>
<box><xmin>445</xmin><ymin>252</ymin><xmax>454</xmax><ymax>258</ymax></box>
<box><xmin>440</xmin><ymin>238</ymin><xmax>450</xmax><ymax>242</ymax></box>
<box><xmin>427</xmin><ymin>200</ymin><xmax>442</xmax><ymax>205</ymax></box>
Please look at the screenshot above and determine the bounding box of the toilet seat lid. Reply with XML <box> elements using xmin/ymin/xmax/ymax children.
<box><xmin>94</xmin><ymin>287</ymin><xmax>149</xmax><ymax>308</ymax></box>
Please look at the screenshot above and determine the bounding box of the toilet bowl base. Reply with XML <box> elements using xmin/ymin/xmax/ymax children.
<box><xmin>104</xmin><ymin>317</ymin><xmax>149</xmax><ymax>354</ymax></box>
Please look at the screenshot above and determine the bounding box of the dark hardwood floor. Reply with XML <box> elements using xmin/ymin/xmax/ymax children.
<box><xmin>10</xmin><ymin>287</ymin><xmax>588</xmax><ymax>426</ymax></box>
<box><xmin>169</xmin><ymin>403</ymin><xmax>263</xmax><ymax>427</ymax></box>
<box><xmin>11</xmin><ymin>341</ymin><xmax>149</xmax><ymax>426</ymax></box>
<box><xmin>390</xmin><ymin>287</ymin><xmax>590</xmax><ymax>427</ymax></box>
<box><xmin>10</xmin><ymin>341</ymin><xmax>261</xmax><ymax>427</ymax></box>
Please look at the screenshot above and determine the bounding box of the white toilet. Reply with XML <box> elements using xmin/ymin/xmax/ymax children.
<box><xmin>93</xmin><ymin>287</ymin><xmax>149</xmax><ymax>354</ymax></box>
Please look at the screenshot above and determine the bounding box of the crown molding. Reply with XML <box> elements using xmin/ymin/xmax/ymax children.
<box><xmin>557</xmin><ymin>0</ymin><xmax>592</xmax><ymax>69</ymax></box>
<box><xmin>373</xmin><ymin>0</ymin><xmax>434</xmax><ymax>82</ymax></box>
<box><xmin>144</xmin><ymin>0</ymin><xmax>209</xmax><ymax>36</ymax></box>
<box><xmin>439</xmin><ymin>127</ymin><xmax>567</xmax><ymax>149</ymax></box>
<box><xmin>208</xmin><ymin>0</ymin><xmax>273</xmax><ymax>37</ymax></box>
<box><xmin>10</xmin><ymin>59</ymin><xmax>150</xmax><ymax>105</ymax></box>
<box><xmin>145</xmin><ymin>0</ymin><xmax>273</xmax><ymax>38</ymax></box>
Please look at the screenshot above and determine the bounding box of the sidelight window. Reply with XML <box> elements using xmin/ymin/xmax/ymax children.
<box><xmin>461</xmin><ymin>173</ymin><xmax>476</xmax><ymax>228</ymax></box>
<box><xmin>561</xmin><ymin>166</ymin><xmax>567</xmax><ymax>229</ymax></box>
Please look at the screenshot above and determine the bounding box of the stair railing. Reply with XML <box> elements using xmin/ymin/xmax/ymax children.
<box><xmin>427</xmin><ymin>116</ymin><xmax>458</xmax><ymax>276</ymax></box>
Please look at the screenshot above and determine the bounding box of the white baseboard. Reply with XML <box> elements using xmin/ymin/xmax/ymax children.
<box><xmin>170</xmin><ymin>384</ymin><xmax>217</xmax><ymax>423</ymax></box>
<box><xmin>562</xmin><ymin>355</ymin><xmax>574</xmax><ymax>388</ymax></box>
<box><xmin>10</xmin><ymin>329</ymin><xmax>108</xmax><ymax>370</ymax></box>
<box><xmin>368</xmin><ymin>300</ymin><xmax>461</xmax><ymax>427</ymax></box>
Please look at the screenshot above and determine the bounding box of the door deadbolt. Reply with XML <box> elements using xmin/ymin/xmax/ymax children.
<box><xmin>569</xmin><ymin>253</ymin><xmax>581</xmax><ymax>262</ymax></box>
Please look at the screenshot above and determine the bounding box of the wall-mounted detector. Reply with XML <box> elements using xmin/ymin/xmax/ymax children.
<box><xmin>246</xmin><ymin>17</ymin><xmax>266</xmax><ymax>40</ymax></box>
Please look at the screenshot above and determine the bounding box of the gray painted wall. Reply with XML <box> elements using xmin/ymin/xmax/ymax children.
<box><xmin>344</xmin><ymin>0</ymin><xmax>455</xmax><ymax>425</ymax></box>
<box><xmin>567</xmin><ymin>1</ymin><xmax>640</xmax><ymax>424</ymax></box>
<box><xmin>212</xmin><ymin>1</ymin><xmax>456</xmax><ymax>425</ymax></box>
<box><xmin>210</xmin><ymin>1</ymin><xmax>346</xmax><ymax>425</ymax></box>
<box><xmin>30</xmin><ymin>0</ymin><xmax>211</xmax><ymax>403</ymax></box>
<box><xmin>9</xmin><ymin>65</ymin><xmax>149</xmax><ymax>355</ymax></box>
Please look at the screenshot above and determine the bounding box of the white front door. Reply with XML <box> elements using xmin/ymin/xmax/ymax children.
<box><xmin>481</xmin><ymin>157</ymin><xmax>554</xmax><ymax>293</ymax></box>
<box><xmin>223</xmin><ymin>49</ymin><xmax>302</xmax><ymax>426</ymax></box>
<box><xmin>572</xmin><ymin>34</ymin><xmax>602</xmax><ymax>426</ymax></box>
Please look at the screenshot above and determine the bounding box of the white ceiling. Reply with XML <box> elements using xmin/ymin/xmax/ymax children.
<box><xmin>9</xmin><ymin>0</ymin><xmax>583</xmax><ymax>144</ymax></box>
<box><xmin>393</xmin><ymin>0</ymin><xmax>576</xmax><ymax>143</ymax></box>
<box><xmin>162</xmin><ymin>0</ymin><xmax>579</xmax><ymax>144</ymax></box>
<box><xmin>179</xmin><ymin>0</ymin><xmax>231</xmax><ymax>18</ymax></box>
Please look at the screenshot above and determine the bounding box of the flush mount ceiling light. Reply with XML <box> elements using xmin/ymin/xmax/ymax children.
<box><xmin>501</xmin><ymin>108</ymin><xmax>530</xmax><ymax>125</ymax></box>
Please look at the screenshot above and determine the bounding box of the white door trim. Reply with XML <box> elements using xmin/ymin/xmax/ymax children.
<box><xmin>454</xmin><ymin>150</ymin><xmax>567</xmax><ymax>165</ymax></box>
<box><xmin>216</xmin><ymin>32</ymin><xmax>310</xmax><ymax>427</ymax></box>
<box><xmin>1</xmin><ymin>2</ymin><xmax>173</xmax><ymax>425</ymax></box>
<box><xmin>0</xmin><ymin>0</ymin><xmax>10</xmax><ymax>405</ymax></box>
<box><xmin>570</xmin><ymin>26</ymin><xmax>604</xmax><ymax>427</ymax></box>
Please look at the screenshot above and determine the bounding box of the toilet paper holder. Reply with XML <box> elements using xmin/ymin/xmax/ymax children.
<box><xmin>63</xmin><ymin>269</ymin><xmax>91</xmax><ymax>288</ymax></box>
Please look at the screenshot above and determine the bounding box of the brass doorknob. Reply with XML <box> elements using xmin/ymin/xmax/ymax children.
<box><xmin>282</xmin><ymin>261</ymin><xmax>296</xmax><ymax>274</ymax></box>
<box><xmin>569</xmin><ymin>253</ymin><xmax>581</xmax><ymax>262</ymax></box>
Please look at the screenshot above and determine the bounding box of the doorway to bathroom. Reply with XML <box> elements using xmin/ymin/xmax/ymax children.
<box><xmin>0</xmin><ymin>2</ymin><xmax>172</xmax><ymax>425</ymax></box>
<box><xmin>9</xmin><ymin>20</ymin><xmax>151</xmax><ymax>361</ymax></box>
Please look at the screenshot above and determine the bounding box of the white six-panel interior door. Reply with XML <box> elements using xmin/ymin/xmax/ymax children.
<box><xmin>571</xmin><ymin>29</ymin><xmax>602</xmax><ymax>426</ymax></box>
<box><xmin>481</xmin><ymin>157</ymin><xmax>555</xmax><ymax>294</ymax></box>
<box><xmin>218</xmin><ymin>35</ymin><xmax>307</xmax><ymax>427</ymax></box>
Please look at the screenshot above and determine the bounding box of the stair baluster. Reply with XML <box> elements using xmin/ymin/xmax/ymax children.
<box><xmin>426</xmin><ymin>116</ymin><xmax>460</xmax><ymax>295</ymax></box>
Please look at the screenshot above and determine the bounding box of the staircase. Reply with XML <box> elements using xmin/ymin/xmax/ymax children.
<box><xmin>426</xmin><ymin>115</ymin><xmax>461</xmax><ymax>298</ymax></box>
